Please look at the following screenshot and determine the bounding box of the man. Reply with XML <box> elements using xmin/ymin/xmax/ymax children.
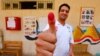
<box><xmin>35</xmin><ymin>3</ymin><xmax>74</xmax><ymax>56</ymax></box>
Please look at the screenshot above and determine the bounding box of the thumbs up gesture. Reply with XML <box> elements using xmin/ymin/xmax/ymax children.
<box><xmin>35</xmin><ymin>12</ymin><xmax>57</xmax><ymax>56</ymax></box>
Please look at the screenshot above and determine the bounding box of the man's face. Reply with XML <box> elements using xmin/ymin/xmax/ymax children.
<box><xmin>59</xmin><ymin>6</ymin><xmax>69</xmax><ymax>20</ymax></box>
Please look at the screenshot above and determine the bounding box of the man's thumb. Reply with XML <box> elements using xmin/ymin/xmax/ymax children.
<box><xmin>48</xmin><ymin>12</ymin><xmax>56</xmax><ymax>33</ymax></box>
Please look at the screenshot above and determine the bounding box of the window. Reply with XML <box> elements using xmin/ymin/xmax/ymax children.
<box><xmin>47</xmin><ymin>3</ymin><xmax>53</xmax><ymax>9</ymax></box>
<box><xmin>13</xmin><ymin>3</ymin><xmax>18</xmax><ymax>9</ymax></box>
<box><xmin>20</xmin><ymin>1</ymin><xmax>36</xmax><ymax>9</ymax></box>
<box><xmin>5</xmin><ymin>3</ymin><xmax>10</xmax><ymax>9</ymax></box>
<box><xmin>38</xmin><ymin>3</ymin><xmax>44</xmax><ymax>9</ymax></box>
<box><xmin>2</xmin><ymin>0</ymin><xmax>54</xmax><ymax>10</ymax></box>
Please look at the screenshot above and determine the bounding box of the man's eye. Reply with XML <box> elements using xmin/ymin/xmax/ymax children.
<box><xmin>60</xmin><ymin>10</ymin><xmax>69</xmax><ymax>13</ymax></box>
<box><xmin>61</xmin><ymin>10</ymin><xmax>64</xmax><ymax>12</ymax></box>
<box><xmin>66</xmin><ymin>10</ymin><xmax>69</xmax><ymax>13</ymax></box>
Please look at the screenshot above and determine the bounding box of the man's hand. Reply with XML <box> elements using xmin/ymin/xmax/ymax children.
<box><xmin>35</xmin><ymin>12</ymin><xmax>56</xmax><ymax>56</ymax></box>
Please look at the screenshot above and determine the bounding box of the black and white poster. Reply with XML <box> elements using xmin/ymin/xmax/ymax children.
<box><xmin>80</xmin><ymin>7</ymin><xmax>94</xmax><ymax>26</ymax></box>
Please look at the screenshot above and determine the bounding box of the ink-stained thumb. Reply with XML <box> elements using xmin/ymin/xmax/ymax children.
<box><xmin>48</xmin><ymin>12</ymin><xmax>56</xmax><ymax>34</ymax></box>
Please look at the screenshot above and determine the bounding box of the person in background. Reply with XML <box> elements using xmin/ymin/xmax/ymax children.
<box><xmin>35</xmin><ymin>3</ymin><xmax>74</xmax><ymax>56</ymax></box>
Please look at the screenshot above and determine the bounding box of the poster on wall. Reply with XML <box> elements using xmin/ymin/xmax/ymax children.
<box><xmin>5</xmin><ymin>17</ymin><xmax>21</xmax><ymax>30</ymax></box>
<box><xmin>80</xmin><ymin>7</ymin><xmax>94</xmax><ymax>26</ymax></box>
<box><xmin>23</xmin><ymin>16</ymin><xmax>37</xmax><ymax>40</ymax></box>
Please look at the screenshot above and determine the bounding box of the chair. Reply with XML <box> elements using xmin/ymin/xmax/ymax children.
<box><xmin>2</xmin><ymin>41</ymin><xmax>22</xmax><ymax>56</ymax></box>
<box><xmin>73</xmin><ymin>44</ymin><xmax>92</xmax><ymax>56</ymax></box>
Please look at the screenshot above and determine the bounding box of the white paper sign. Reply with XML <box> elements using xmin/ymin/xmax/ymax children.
<box><xmin>7</xmin><ymin>17</ymin><xmax>16</xmax><ymax>28</ymax></box>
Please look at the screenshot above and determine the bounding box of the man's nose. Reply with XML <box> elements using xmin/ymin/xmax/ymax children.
<box><xmin>63</xmin><ymin>11</ymin><xmax>67</xmax><ymax>14</ymax></box>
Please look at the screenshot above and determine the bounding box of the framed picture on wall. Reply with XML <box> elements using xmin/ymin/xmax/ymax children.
<box><xmin>23</xmin><ymin>16</ymin><xmax>37</xmax><ymax>40</ymax></box>
<box><xmin>80</xmin><ymin>7</ymin><xmax>94</xmax><ymax>26</ymax></box>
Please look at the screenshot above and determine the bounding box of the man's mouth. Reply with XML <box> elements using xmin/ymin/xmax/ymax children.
<box><xmin>61</xmin><ymin>15</ymin><xmax>66</xmax><ymax>19</ymax></box>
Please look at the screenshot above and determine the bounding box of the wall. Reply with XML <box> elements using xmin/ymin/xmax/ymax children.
<box><xmin>0</xmin><ymin>0</ymin><xmax>100</xmax><ymax>56</ymax></box>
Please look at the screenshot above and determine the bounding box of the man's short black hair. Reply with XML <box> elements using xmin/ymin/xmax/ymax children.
<box><xmin>58</xmin><ymin>3</ymin><xmax>70</xmax><ymax>12</ymax></box>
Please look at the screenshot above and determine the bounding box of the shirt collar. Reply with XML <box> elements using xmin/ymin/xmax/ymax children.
<box><xmin>56</xmin><ymin>20</ymin><xmax>67</xmax><ymax>26</ymax></box>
